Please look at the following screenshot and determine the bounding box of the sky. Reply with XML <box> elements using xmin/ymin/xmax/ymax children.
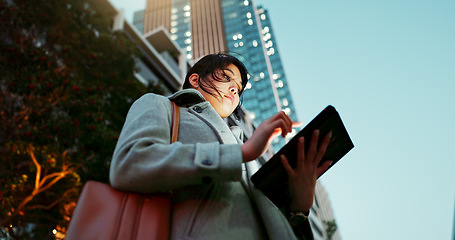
<box><xmin>110</xmin><ymin>0</ymin><xmax>455</xmax><ymax>239</ymax></box>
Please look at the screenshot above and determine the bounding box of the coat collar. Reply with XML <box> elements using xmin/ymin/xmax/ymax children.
<box><xmin>168</xmin><ymin>89</ymin><xmax>205</xmax><ymax>107</ymax></box>
<box><xmin>169</xmin><ymin>89</ymin><xmax>243</xmax><ymax>144</ymax></box>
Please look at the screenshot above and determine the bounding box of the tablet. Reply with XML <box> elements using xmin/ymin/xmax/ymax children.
<box><xmin>250</xmin><ymin>105</ymin><xmax>354</xmax><ymax>208</ymax></box>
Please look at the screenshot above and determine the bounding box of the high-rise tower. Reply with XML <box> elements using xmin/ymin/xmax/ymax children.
<box><xmin>139</xmin><ymin>0</ymin><xmax>298</xmax><ymax>149</ymax></box>
<box><xmin>220</xmin><ymin>1</ymin><xmax>298</xmax><ymax>148</ymax></box>
<box><xmin>142</xmin><ymin>0</ymin><xmax>227</xmax><ymax>60</ymax></box>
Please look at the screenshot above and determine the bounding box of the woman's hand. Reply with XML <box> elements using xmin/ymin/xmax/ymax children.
<box><xmin>281</xmin><ymin>130</ymin><xmax>332</xmax><ymax>212</ymax></box>
<box><xmin>241</xmin><ymin>111</ymin><xmax>300</xmax><ymax>163</ymax></box>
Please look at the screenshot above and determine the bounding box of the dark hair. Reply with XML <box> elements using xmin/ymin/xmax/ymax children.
<box><xmin>183</xmin><ymin>53</ymin><xmax>249</xmax><ymax>118</ymax></box>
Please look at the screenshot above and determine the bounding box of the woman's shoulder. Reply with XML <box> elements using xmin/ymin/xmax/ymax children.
<box><xmin>130</xmin><ymin>89</ymin><xmax>205</xmax><ymax>111</ymax></box>
<box><xmin>127</xmin><ymin>93</ymin><xmax>171</xmax><ymax>118</ymax></box>
<box><xmin>137</xmin><ymin>92</ymin><xmax>168</xmax><ymax>103</ymax></box>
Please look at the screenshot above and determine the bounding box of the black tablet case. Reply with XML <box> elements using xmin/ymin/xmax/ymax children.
<box><xmin>250</xmin><ymin>105</ymin><xmax>354</xmax><ymax>208</ymax></box>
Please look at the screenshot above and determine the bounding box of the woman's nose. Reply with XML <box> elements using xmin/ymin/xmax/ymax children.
<box><xmin>230</xmin><ymin>87</ymin><xmax>237</xmax><ymax>95</ymax></box>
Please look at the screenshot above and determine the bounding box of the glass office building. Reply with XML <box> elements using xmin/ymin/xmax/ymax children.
<box><xmin>168</xmin><ymin>0</ymin><xmax>193</xmax><ymax>60</ymax></box>
<box><xmin>220</xmin><ymin>0</ymin><xmax>298</xmax><ymax>148</ymax></box>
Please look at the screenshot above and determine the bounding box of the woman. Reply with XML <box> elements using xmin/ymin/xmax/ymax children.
<box><xmin>109</xmin><ymin>53</ymin><xmax>332</xmax><ymax>240</ymax></box>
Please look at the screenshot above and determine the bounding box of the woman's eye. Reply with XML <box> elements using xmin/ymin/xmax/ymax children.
<box><xmin>223</xmin><ymin>74</ymin><xmax>230</xmax><ymax>81</ymax></box>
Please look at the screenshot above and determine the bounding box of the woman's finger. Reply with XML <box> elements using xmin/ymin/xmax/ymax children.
<box><xmin>271</xmin><ymin>128</ymin><xmax>282</xmax><ymax>139</ymax></box>
<box><xmin>280</xmin><ymin>155</ymin><xmax>295</xmax><ymax>178</ymax></box>
<box><xmin>269</xmin><ymin>118</ymin><xmax>291</xmax><ymax>138</ymax></box>
<box><xmin>272</xmin><ymin>111</ymin><xmax>292</xmax><ymax>134</ymax></box>
<box><xmin>279</xmin><ymin>112</ymin><xmax>292</xmax><ymax>136</ymax></box>
<box><xmin>292</xmin><ymin>121</ymin><xmax>303</xmax><ymax>128</ymax></box>
<box><xmin>307</xmin><ymin>130</ymin><xmax>319</xmax><ymax>161</ymax></box>
<box><xmin>295</xmin><ymin>137</ymin><xmax>305</xmax><ymax>170</ymax></box>
<box><xmin>317</xmin><ymin>160</ymin><xmax>333</xmax><ymax>177</ymax></box>
<box><xmin>314</xmin><ymin>131</ymin><xmax>332</xmax><ymax>164</ymax></box>
<box><xmin>282</xmin><ymin>111</ymin><xmax>292</xmax><ymax>132</ymax></box>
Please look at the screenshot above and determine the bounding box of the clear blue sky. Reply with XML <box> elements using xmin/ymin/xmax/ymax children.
<box><xmin>111</xmin><ymin>0</ymin><xmax>455</xmax><ymax>239</ymax></box>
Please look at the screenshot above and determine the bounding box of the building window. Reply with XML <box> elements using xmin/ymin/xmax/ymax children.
<box><xmin>275</xmin><ymin>80</ymin><xmax>283</xmax><ymax>88</ymax></box>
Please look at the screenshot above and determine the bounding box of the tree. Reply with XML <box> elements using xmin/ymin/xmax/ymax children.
<box><xmin>323</xmin><ymin>219</ymin><xmax>338</xmax><ymax>240</ymax></box>
<box><xmin>0</xmin><ymin>0</ymin><xmax>164</xmax><ymax>238</ymax></box>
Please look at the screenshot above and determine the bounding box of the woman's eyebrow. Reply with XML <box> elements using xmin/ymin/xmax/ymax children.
<box><xmin>224</xmin><ymin>68</ymin><xmax>234</xmax><ymax>75</ymax></box>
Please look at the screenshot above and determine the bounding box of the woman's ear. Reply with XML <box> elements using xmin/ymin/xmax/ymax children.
<box><xmin>188</xmin><ymin>74</ymin><xmax>199</xmax><ymax>88</ymax></box>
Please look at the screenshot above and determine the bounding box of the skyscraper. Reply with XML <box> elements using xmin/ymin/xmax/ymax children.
<box><xmin>220</xmin><ymin>1</ymin><xmax>298</xmax><ymax>148</ymax></box>
<box><xmin>142</xmin><ymin>0</ymin><xmax>227</xmax><ymax>60</ymax></box>
<box><xmin>137</xmin><ymin>0</ymin><xmax>299</xmax><ymax>149</ymax></box>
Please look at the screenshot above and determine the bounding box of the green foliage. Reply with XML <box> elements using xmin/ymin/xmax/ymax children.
<box><xmin>0</xmin><ymin>0</ymin><xmax>164</xmax><ymax>238</ymax></box>
<box><xmin>323</xmin><ymin>219</ymin><xmax>338</xmax><ymax>240</ymax></box>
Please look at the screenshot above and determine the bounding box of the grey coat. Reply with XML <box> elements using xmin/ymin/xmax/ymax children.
<box><xmin>109</xmin><ymin>89</ymin><xmax>308</xmax><ymax>240</ymax></box>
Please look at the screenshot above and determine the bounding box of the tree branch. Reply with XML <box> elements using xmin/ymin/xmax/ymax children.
<box><xmin>0</xmin><ymin>146</ymin><xmax>75</xmax><ymax>228</ymax></box>
<box><xmin>37</xmin><ymin>169</ymin><xmax>73</xmax><ymax>194</ymax></box>
<box><xmin>27</xmin><ymin>188</ymin><xmax>77</xmax><ymax>211</ymax></box>
<box><xmin>28</xmin><ymin>145</ymin><xmax>41</xmax><ymax>193</ymax></box>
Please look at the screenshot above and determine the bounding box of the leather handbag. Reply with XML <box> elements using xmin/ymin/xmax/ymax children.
<box><xmin>66</xmin><ymin>101</ymin><xmax>180</xmax><ymax>240</ymax></box>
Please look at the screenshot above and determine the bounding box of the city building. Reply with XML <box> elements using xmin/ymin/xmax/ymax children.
<box><xmin>313</xmin><ymin>182</ymin><xmax>342</xmax><ymax>240</ymax></box>
<box><xmin>137</xmin><ymin>0</ymin><xmax>299</xmax><ymax>150</ymax></box>
<box><xmin>90</xmin><ymin>0</ymin><xmax>192</xmax><ymax>95</ymax></box>
<box><xmin>132</xmin><ymin>9</ymin><xmax>145</xmax><ymax>34</ymax></box>
<box><xmin>220</xmin><ymin>0</ymin><xmax>298</xmax><ymax>149</ymax></box>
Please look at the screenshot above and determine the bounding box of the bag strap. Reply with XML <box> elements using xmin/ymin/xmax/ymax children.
<box><xmin>170</xmin><ymin>101</ymin><xmax>180</xmax><ymax>143</ymax></box>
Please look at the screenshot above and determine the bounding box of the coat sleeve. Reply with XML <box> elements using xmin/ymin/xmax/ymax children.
<box><xmin>292</xmin><ymin>220</ymin><xmax>314</xmax><ymax>240</ymax></box>
<box><xmin>109</xmin><ymin>93</ymin><xmax>243</xmax><ymax>193</ymax></box>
